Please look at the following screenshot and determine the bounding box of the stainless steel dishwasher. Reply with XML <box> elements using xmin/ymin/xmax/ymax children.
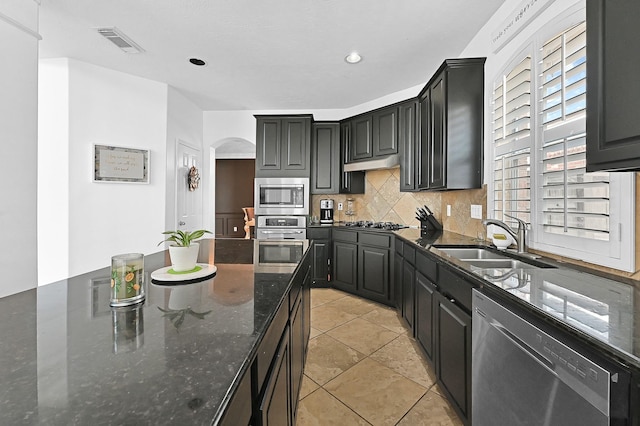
<box><xmin>472</xmin><ymin>290</ymin><xmax>630</xmax><ymax>426</ymax></box>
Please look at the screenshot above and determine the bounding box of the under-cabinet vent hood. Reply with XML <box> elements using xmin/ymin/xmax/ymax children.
<box><xmin>343</xmin><ymin>154</ymin><xmax>400</xmax><ymax>172</ymax></box>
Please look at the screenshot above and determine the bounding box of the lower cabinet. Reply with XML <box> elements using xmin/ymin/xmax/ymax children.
<box><xmin>332</xmin><ymin>241</ymin><xmax>358</xmax><ymax>293</ymax></box>
<box><xmin>435</xmin><ymin>293</ymin><xmax>472</xmax><ymax>425</ymax></box>
<box><xmin>289</xmin><ymin>293</ymin><xmax>304</xmax><ymax>423</ymax></box>
<box><xmin>307</xmin><ymin>227</ymin><xmax>332</xmax><ymax>287</ymax></box>
<box><xmin>401</xmin><ymin>259</ymin><xmax>415</xmax><ymax>331</ymax></box>
<box><xmin>393</xmin><ymin>252</ymin><xmax>403</xmax><ymax>311</ymax></box>
<box><xmin>415</xmin><ymin>271</ymin><xmax>436</xmax><ymax>364</ymax></box>
<box><xmin>259</xmin><ymin>326</ymin><xmax>291</xmax><ymax>426</ymax></box>
<box><xmin>358</xmin><ymin>245</ymin><xmax>390</xmax><ymax>304</ymax></box>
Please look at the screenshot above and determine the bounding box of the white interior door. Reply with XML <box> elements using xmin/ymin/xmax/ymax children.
<box><xmin>176</xmin><ymin>140</ymin><xmax>202</xmax><ymax>231</ymax></box>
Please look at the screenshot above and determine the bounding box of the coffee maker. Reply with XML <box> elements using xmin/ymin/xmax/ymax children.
<box><xmin>320</xmin><ymin>199</ymin><xmax>334</xmax><ymax>224</ymax></box>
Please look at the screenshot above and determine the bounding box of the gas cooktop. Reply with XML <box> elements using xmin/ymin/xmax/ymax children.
<box><xmin>343</xmin><ymin>221</ymin><xmax>409</xmax><ymax>231</ymax></box>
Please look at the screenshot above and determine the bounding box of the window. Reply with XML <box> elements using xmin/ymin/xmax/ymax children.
<box><xmin>490</xmin><ymin>15</ymin><xmax>635</xmax><ymax>272</ymax></box>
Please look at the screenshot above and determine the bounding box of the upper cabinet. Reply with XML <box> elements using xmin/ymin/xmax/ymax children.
<box><xmin>350</xmin><ymin>114</ymin><xmax>374</xmax><ymax>161</ymax></box>
<box><xmin>311</xmin><ymin>122</ymin><xmax>340</xmax><ymax>194</ymax></box>
<box><xmin>586</xmin><ymin>0</ymin><xmax>640</xmax><ymax>172</ymax></box>
<box><xmin>255</xmin><ymin>115</ymin><xmax>312</xmax><ymax>177</ymax></box>
<box><xmin>417</xmin><ymin>58</ymin><xmax>485</xmax><ymax>190</ymax></box>
<box><xmin>373</xmin><ymin>105</ymin><xmax>399</xmax><ymax>157</ymax></box>
<box><xmin>340</xmin><ymin>122</ymin><xmax>365</xmax><ymax>194</ymax></box>
<box><xmin>399</xmin><ymin>99</ymin><xmax>419</xmax><ymax>192</ymax></box>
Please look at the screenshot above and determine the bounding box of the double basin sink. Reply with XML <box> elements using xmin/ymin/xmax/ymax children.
<box><xmin>434</xmin><ymin>247</ymin><xmax>556</xmax><ymax>271</ymax></box>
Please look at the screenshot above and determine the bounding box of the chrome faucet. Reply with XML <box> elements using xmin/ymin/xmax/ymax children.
<box><xmin>483</xmin><ymin>214</ymin><xmax>528</xmax><ymax>253</ymax></box>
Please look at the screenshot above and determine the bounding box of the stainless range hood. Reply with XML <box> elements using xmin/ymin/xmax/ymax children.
<box><xmin>343</xmin><ymin>154</ymin><xmax>400</xmax><ymax>172</ymax></box>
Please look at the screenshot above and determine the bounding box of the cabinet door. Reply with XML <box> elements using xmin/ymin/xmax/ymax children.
<box><xmin>290</xmin><ymin>296</ymin><xmax>304</xmax><ymax>422</ymax></box>
<box><xmin>281</xmin><ymin>118</ymin><xmax>309</xmax><ymax>172</ymax></box>
<box><xmin>339</xmin><ymin>122</ymin><xmax>365</xmax><ymax>194</ymax></box>
<box><xmin>256</xmin><ymin>118</ymin><xmax>281</xmax><ymax>171</ymax></box>
<box><xmin>311</xmin><ymin>123</ymin><xmax>339</xmax><ymax>194</ymax></box>
<box><xmin>373</xmin><ymin>106</ymin><xmax>398</xmax><ymax>157</ymax></box>
<box><xmin>358</xmin><ymin>245</ymin><xmax>389</xmax><ymax>304</ymax></box>
<box><xmin>259</xmin><ymin>326</ymin><xmax>291</xmax><ymax>426</ymax></box>
<box><xmin>332</xmin><ymin>241</ymin><xmax>357</xmax><ymax>293</ymax></box>
<box><xmin>417</xmin><ymin>92</ymin><xmax>430</xmax><ymax>190</ymax></box>
<box><xmin>586</xmin><ymin>0</ymin><xmax>640</xmax><ymax>172</ymax></box>
<box><xmin>311</xmin><ymin>240</ymin><xmax>330</xmax><ymax>287</ymax></box>
<box><xmin>429</xmin><ymin>72</ymin><xmax>446</xmax><ymax>189</ymax></box>
<box><xmin>401</xmin><ymin>259</ymin><xmax>415</xmax><ymax>331</ymax></box>
<box><xmin>399</xmin><ymin>100</ymin><xmax>418</xmax><ymax>192</ymax></box>
<box><xmin>351</xmin><ymin>115</ymin><xmax>373</xmax><ymax>160</ymax></box>
<box><xmin>415</xmin><ymin>272</ymin><xmax>436</xmax><ymax>363</ymax></box>
<box><xmin>393</xmin><ymin>253</ymin><xmax>403</xmax><ymax>311</ymax></box>
<box><xmin>302</xmin><ymin>265</ymin><xmax>312</xmax><ymax>354</ymax></box>
<box><xmin>435</xmin><ymin>294</ymin><xmax>471</xmax><ymax>423</ymax></box>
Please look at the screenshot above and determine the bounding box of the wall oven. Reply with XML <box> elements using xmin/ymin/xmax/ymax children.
<box><xmin>253</xmin><ymin>239</ymin><xmax>309</xmax><ymax>273</ymax></box>
<box><xmin>255</xmin><ymin>216</ymin><xmax>306</xmax><ymax>240</ymax></box>
<box><xmin>254</xmin><ymin>177</ymin><xmax>309</xmax><ymax>215</ymax></box>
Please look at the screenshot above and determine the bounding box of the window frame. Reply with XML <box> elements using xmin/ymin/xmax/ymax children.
<box><xmin>487</xmin><ymin>6</ymin><xmax>636</xmax><ymax>272</ymax></box>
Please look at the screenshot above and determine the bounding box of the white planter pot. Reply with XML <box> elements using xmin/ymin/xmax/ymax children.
<box><xmin>168</xmin><ymin>243</ymin><xmax>199</xmax><ymax>272</ymax></box>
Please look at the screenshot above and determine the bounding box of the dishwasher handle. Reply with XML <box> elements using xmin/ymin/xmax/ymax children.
<box><xmin>490</xmin><ymin>318</ymin><xmax>557</xmax><ymax>375</ymax></box>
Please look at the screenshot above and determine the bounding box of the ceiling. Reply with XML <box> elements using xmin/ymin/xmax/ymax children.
<box><xmin>38</xmin><ymin>0</ymin><xmax>505</xmax><ymax>111</ymax></box>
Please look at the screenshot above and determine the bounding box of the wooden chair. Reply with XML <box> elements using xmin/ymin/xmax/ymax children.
<box><xmin>242</xmin><ymin>207</ymin><xmax>255</xmax><ymax>239</ymax></box>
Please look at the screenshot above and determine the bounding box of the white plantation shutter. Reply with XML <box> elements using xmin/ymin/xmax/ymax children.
<box><xmin>493</xmin><ymin>56</ymin><xmax>532</xmax><ymax>227</ymax></box>
<box><xmin>539</xmin><ymin>22</ymin><xmax>611</xmax><ymax>241</ymax></box>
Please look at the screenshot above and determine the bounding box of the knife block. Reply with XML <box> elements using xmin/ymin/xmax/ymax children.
<box><xmin>420</xmin><ymin>217</ymin><xmax>442</xmax><ymax>237</ymax></box>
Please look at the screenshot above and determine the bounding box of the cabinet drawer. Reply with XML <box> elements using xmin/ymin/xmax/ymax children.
<box><xmin>359</xmin><ymin>232</ymin><xmax>391</xmax><ymax>248</ymax></box>
<box><xmin>255</xmin><ymin>300</ymin><xmax>289</xmax><ymax>392</ymax></box>
<box><xmin>437</xmin><ymin>267</ymin><xmax>475</xmax><ymax>312</ymax></box>
<box><xmin>416</xmin><ymin>251</ymin><xmax>437</xmax><ymax>282</ymax></box>
<box><xmin>403</xmin><ymin>244</ymin><xmax>416</xmax><ymax>265</ymax></box>
<box><xmin>307</xmin><ymin>227</ymin><xmax>331</xmax><ymax>240</ymax></box>
<box><xmin>333</xmin><ymin>228</ymin><xmax>358</xmax><ymax>243</ymax></box>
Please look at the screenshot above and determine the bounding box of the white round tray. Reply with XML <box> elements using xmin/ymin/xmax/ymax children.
<box><xmin>150</xmin><ymin>263</ymin><xmax>217</xmax><ymax>284</ymax></box>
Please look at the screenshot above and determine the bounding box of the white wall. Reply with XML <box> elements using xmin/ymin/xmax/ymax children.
<box><xmin>65</xmin><ymin>60</ymin><xmax>168</xmax><ymax>278</ymax></box>
<box><xmin>38</xmin><ymin>59</ymin><xmax>70</xmax><ymax>285</ymax></box>
<box><xmin>0</xmin><ymin>1</ymin><xmax>40</xmax><ymax>297</ymax></box>
<box><xmin>165</xmin><ymin>87</ymin><xmax>204</xmax><ymax>232</ymax></box>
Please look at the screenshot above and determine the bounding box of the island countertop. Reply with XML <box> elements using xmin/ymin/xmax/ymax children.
<box><xmin>0</xmin><ymin>239</ymin><xmax>302</xmax><ymax>425</ymax></box>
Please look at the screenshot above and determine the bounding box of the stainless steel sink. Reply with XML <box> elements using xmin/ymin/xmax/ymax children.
<box><xmin>436</xmin><ymin>248</ymin><xmax>507</xmax><ymax>260</ymax></box>
<box><xmin>435</xmin><ymin>246</ymin><xmax>555</xmax><ymax>270</ymax></box>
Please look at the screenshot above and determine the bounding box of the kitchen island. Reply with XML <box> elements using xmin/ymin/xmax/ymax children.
<box><xmin>0</xmin><ymin>238</ymin><xmax>311</xmax><ymax>425</ymax></box>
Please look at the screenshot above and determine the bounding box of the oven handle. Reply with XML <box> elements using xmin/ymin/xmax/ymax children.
<box><xmin>260</xmin><ymin>230</ymin><xmax>305</xmax><ymax>234</ymax></box>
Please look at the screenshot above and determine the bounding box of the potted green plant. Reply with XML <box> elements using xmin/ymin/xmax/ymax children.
<box><xmin>158</xmin><ymin>229</ymin><xmax>211</xmax><ymax>272</ymax></box>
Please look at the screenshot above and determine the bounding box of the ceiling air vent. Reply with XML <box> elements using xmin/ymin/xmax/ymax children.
<box><xmin>96</xmin><ymin>27</ymin><xmax>145</xmax><ymax>54</ymax></box>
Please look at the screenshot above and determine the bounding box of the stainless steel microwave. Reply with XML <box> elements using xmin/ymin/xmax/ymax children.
<box><xmin>254</xmin><ymin>177</ymin><xmax>309</xmax><ymax>215</ymax></box>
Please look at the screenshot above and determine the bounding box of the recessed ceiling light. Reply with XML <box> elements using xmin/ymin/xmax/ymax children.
<box><xmin>189</xmin><ymin>58</ymin><xmax>207</xmax><ymax>67</ymax></box>
<box><xmin>345</xmin><ymin>52</ymin><xmax>362</xmax><ymax>64</ymax></box>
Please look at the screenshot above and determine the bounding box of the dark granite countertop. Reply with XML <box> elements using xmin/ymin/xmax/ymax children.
<box><xmin>394</xmin><ymin>228</ymin><xmax>640</xmax><ymax>372</ymax></box>
<box><xmin>0</xmin><ymin>239</ymin><xmax>303</xmax><ymax>425</ymax></box>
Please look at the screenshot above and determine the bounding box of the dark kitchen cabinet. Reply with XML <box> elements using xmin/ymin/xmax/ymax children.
<box><xmin>259</xmin><ymin>326</ymin><xmax>291</xmax><ymax>426</ymax></box>
<box><xmin>255</xmin><ymin>115</ymin><xmax>312</xmax><ymax>177</ymax></box>
<box><xmin>393</xmin><ymin>243</ymin><xmax>403</xmax><ymax>311</ymax></box>
<box><xmin>289</xmin><ymin>293</ymin><xmax>304</xmax><ymax>423</ymax></box>
<box><xmin>332</xmin><ymin>241</ymin><xmax>358</xmax><ymax>293</ymax></box>
<box><xmin>218</xmin><ymin>369</ymin><xmax>252</xmax><ymax>426</ymax></box>
<box><xmin>435</xmin><ymin>292</ymin><xmax>472</xmax><ymax>425</ymax></box>
<box><xmin>307</xmin><ymin>227</ymin><xmax>331</xmax><ymax>287</ymax></box>
<box><xmin>401</xmin><ymin>259</ymin><xmax>415</xmax><ymax>331</ymax></box>
<box><xmin>339</xmin><ymin>122</ymin><xmax>365</xmax><ymax>194</ymax></box>
<box><xmin>417</xmin><ymin>58</ymin><xmax>484</xmax><ymax>190</ymax></box>
<box><xmin>351</xmin><ymin>114</ymin><xmax>373</xmax><ymax>161</ymax></box>
<box><xmin>586</xmin><ymin>0</ymin><xmax>640</xmax><ymax>171</ymax></box>
<box><xmin>373</xmin><ymin>105</ymin><xmax>399</xmax><ymax>157</ymax></box>
<box><xmin>311</xmin><ymin>122</ymin><xmax>340</xmax><ymax>194</ymax></box>
<box><xmin>415</xmin><ymin>271</ymin><xmax>436</xmax><ymax>364</ymax></box>
<box><xmin>399</xmin><ymin>99</ymin><xmax>419</xmax><ymax>192</ymax></box>
<box><xmin>358</xmin><ymin>245</ymin><xmax>390</xmax><ymax>305</ymax></box>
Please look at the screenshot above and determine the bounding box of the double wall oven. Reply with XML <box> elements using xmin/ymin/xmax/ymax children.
<box><xmin>254</xmin><ymin>177</ymin><xmax>309</xmax><ymax>240</ymax></box>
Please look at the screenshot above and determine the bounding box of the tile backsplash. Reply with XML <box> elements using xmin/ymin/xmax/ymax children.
<box><xmin>311</xmin><ymin>167</ymin><xmax>487</xmax><ymax>239</ymax></box>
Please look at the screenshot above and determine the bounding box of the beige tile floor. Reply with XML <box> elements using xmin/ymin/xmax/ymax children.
<box><xmin>297</xmin><ymin>288</ymin><xmax>463</xmax><ymax>426</ymax></box>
